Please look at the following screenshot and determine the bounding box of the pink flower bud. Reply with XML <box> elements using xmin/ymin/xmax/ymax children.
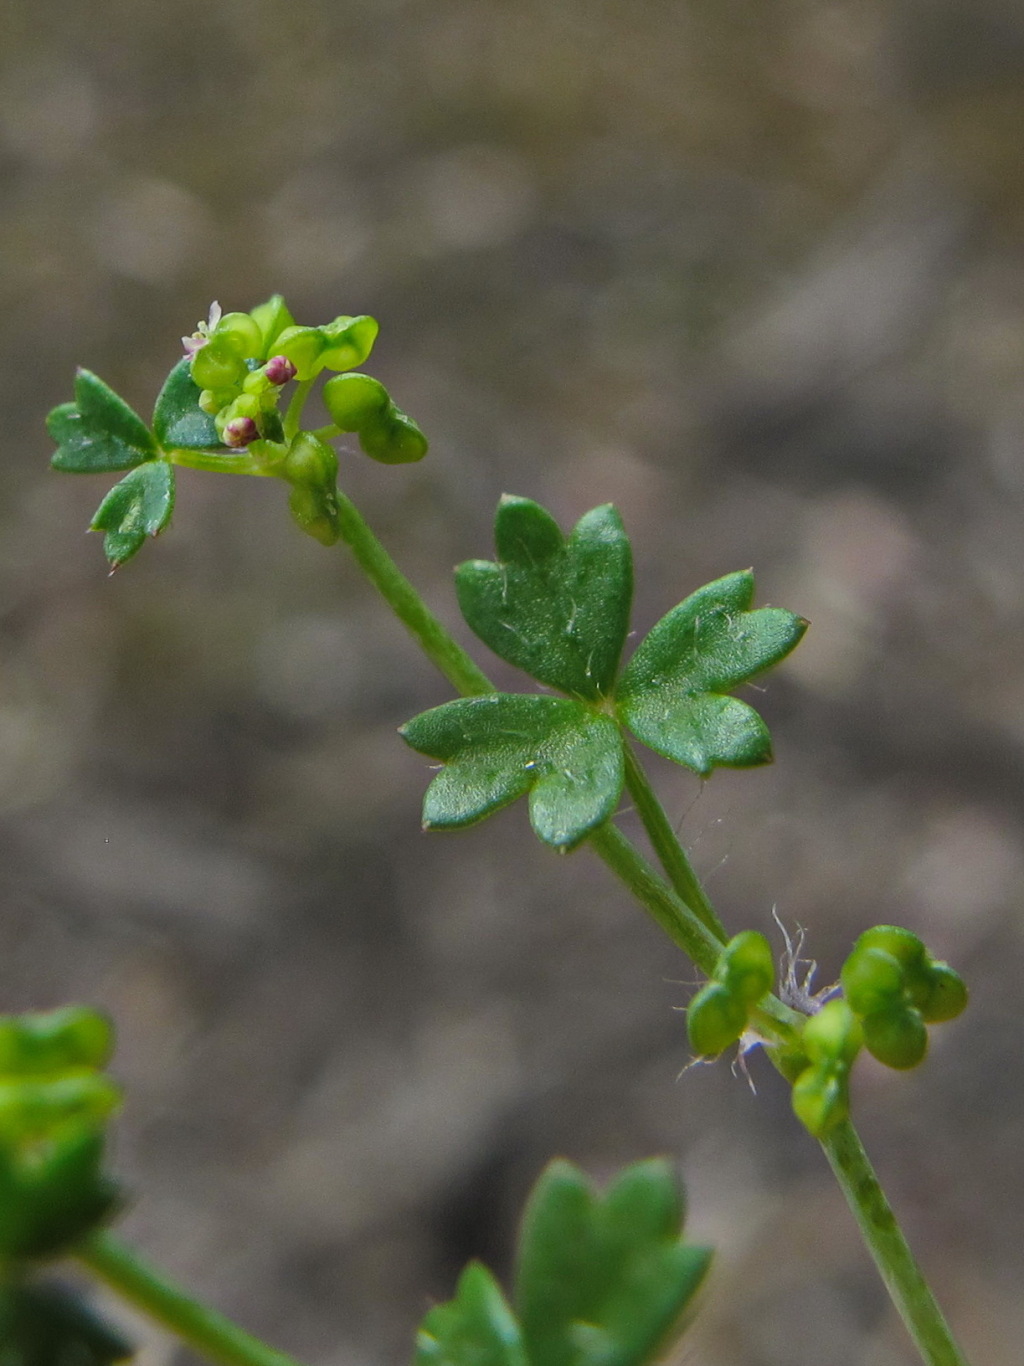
<box><xmin>223</xmin><ymin>416</ymin><xmax>260</xmax><ymax>448</ymax></box>
<box><xmin>264</xmin><ymin>354</ymin><xmax>298</xmax><ymax>386</ymax></box>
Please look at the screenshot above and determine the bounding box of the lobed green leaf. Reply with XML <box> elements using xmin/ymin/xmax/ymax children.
<box><xmin>617</xmin><ymin>571</ymin><xmax>806</xmax><ymax>776</ymax></box>
<box><xmin>416</xmin><ymin>1263</ymin><xmax>528</xmax><ymax>1366</ymax></box>
<box><xmin>90</xmin><ymin>463</ymin><xmax>175</xmax><ymax>568</ymax></box>
<box><xmin>513</xmin><ymin>1159</ymin><xmax>711</xmax><ymax>1366</ymax></box>
<box><xmin>152</xmin><ymin>357</ymin><xmax>222</xmax><ymax>450</ymax></box>
<box><xmin>456</xmin><ymin>498</ymin><xmax>633</xmax><ymax>700</ymax></box>
<box><xmin>48</xmin><ymin>370</ymin><xmax>158</xmax><ymax>474</ymax></box>
<box><xmin>400</xmin><ymin>694</ymin><xmax>623</xmax><ymax>850</ymax></box>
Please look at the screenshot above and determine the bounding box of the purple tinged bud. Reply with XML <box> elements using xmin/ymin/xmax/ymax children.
<box><xmin>224</xmin><ymin>416</ymin><xmax>260</xmax><ymax>448</ymax></box>
<box><xmin>264</xmin><ymin>354</ymin><xmax>298</xmax><ymax>386</ymax></box>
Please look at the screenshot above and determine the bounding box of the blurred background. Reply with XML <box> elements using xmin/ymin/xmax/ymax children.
<box><xmin>2</xmin><ymin>1</ymin><xmax>1024</xmax><ymax>1362</ymax></box>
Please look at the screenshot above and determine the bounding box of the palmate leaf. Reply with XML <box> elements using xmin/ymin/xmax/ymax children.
<box><xmin>48</xmin><ymin>370</ymin><xmax>158</xmax><ymax>474</ymax></box>
<box><xmin>90</xmin><ymin>462</ymin><xmax>175</xmax><ymax>569</ymax></box>
<box><xmin>456</xmin><ymin>498</ymin><xmax>633</xmax><ymax>699</ymax></box>
<box><xmin>399</xmin><ymin>694</ymin><xmax>623</xmax><ymax>850</ymax></box>
<box><xmin>152</xmin><ymin>356</ymin><xmax>222</xmax><ymax>450</ymax></box>
<box><xmin>416</xmin><ymin>1264</ymin><xmax>528</xmax><ymax>1366</ymax></box>
<box><xmin>0</xmin><ymin>1282</ymin><xmax>133</xmax><ymax>1365</ymax></box>
<box><xmin>513</xmin><ymin>1160</ymin><xmax>711</xmax><ymax>1366</ymax></box>
<box><xmin>617</xmin><ymin>571</ymin><xmax>807</xmax><ymax>777</ymax></box>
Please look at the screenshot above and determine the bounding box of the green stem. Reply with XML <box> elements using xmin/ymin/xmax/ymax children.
<box><xmin>621</xmin><ymin>745</ymin><xmax>727</xmax><ymax>943</ymax></box>
<box><xmin>77</xmin><ymin>1231</ymin><xmax>309</xmax><ymax>1366</ymax></box>
<box><xmin>324</xmin><ymin>481</ymin><xmax>968</xmax><ymax>1366</ymax></box>
<box><xmin>588</xmin><ymin>822</ymin><xmax>802</xmax><ymax>1041</ymax></box>
<box><xmin>821</xmin><ymin>1123</ymin><xmax>969</xmax><ymax>1366</ymax></box>
<box><xmin>333</xmin><ymin>486</ymin><xmax>495</xmax><ymax>697</ymax></box>
<box><xmin>311</xmin><ymin>423</ymin><xmax>341</xmax><ymax>442</ymax></box>
<box><xmin>283</xmin><ymin>379</ymin><xmax>315</xmax><ymax>441</ymax></box>
<box><xmin>168</xmin><ymin>448</ymin><xmax>275</xmax><ymax>476</ymax></box>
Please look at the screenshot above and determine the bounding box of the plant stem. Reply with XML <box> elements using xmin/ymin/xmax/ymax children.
<box><xmin>621</xmin><ymin>745</ymin><xmax>727</xmax><ymax>943</ymax></box>
<box><xmin>77</xmin><ymin>1231</ymin><xmax>309</xmax><ymax>1366</ymax></box>
<box><xmin>333</xmin><ymin>485</ymin><xmax>495</xmax><ymax>697</ymax></box>
<box><xmin>168</xmin><ymin>448</ymin><xmax>275</xmax><ymax>476</ymax></box>
<box><xmin>588</xmin><ymin>822</ymin><xmax>803</xmax><ymax>1041</ymax></box>
<box><xmin>821</xmin><ymin>1123</ymin><xmax>969</xmax><ymax>1366</ymax></box>
<box><xmin>283</xmin><ymin>379</ymin><xmax>315</xmax><ymax>441</ymax></box>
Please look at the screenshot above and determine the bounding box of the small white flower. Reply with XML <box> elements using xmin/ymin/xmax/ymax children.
<box><xmin>181</xmin><ymin>301</ymin><xmax>223</xmax><ymax>357</ymax></box>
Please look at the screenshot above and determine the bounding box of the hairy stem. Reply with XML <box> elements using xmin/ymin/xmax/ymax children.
<box><xmin>588</xmin><ymin>821</ymin><xmax>803</xmax><ymax>1042</ymax></box>
<box><xmin>621</xmin><ymin>745</ymin><xmax>727</xmax><ymax>943</ymax></box>
<box><xmin>822</xmin><ymin>1123</ymin><xmax>969</xmax><ymax>1366</ymax></box>
<box><xmin>78</xmin><ymin>1232</ymin><xmax>309</xmax><ymax>1366</ymax></box>
<box><xmin>333</xmin><ymin>485</ymin><xmax>495</xmax><ymax>697</ymax></box>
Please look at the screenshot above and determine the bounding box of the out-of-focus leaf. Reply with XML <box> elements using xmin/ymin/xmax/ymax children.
<box><xmin>416</xmin><ymin>1263</ymin><xmax>528</xmax><ymax>1366</ymax></box>
<box><xmin>0</xmin><ymin>1281</ymin><xmax>133</xmax><ymax>1364</ymax></box>
<box><xmin>514</xmin><ymin>1159</ymin><xmax>711</xmax><ymax>1366</ymax></box>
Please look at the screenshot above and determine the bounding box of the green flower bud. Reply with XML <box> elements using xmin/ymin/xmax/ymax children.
<box><xmin>249</xmin><ymin>294</ymin><xmax>294</xmax><ymax>354</ymax></box>
<box><xmin>272</xmin><ymin>325</ymin><xmax>326</xmax><ymax>381</ymax></box>
<box><xmin>719</xmin><ymin>930</ymin><xmax>774</xmax><ymax>1004</ymax></box>
<box><xmin>792</xmin><ymin>1063</ymin><xmax>850</xmax><ymax>1138</ymax></box>
<box><xmin>841</xmin><ymin>945</ymin><xmax>905</xmax><ymax>1017</ymax></box>
<box><xmin>199</xmin><ymin>386</ymin><xmax>238</xmax><ymax>416</ymax></box>
<box><xmin>212</xmin><ymin>311</ymin><xmax>263</xmax><ymax>360</ymax></box>
<box><xmin>191</xmin><ymin>338</ymin><xmax>247</xmax><ymax>391</ymax></box>
<box><xmin>322</xmin><ymin>373</ymin><xmax>389</xmax><ymax>431</ymax></box>
<box><xmin>687</xmin><ymin>981</ymin><xmax>748</xmax><ymax>1057</ymax></box>
<box><xmin>801</xmin><ymin>1000</ymin><xmax>862</xmax><ymax>1067</ymax></box>
<box><xmin>319</xmin><ymin>315</ymin><xmax>380</xmax><ymax>372</ymax></box>
<box><xmin>0</xmin><ymin>1009</ymin><xmax>114</xmax><ymax>1078</ymax></box>
<box><xmin>917</xmin><ymin>962</ymin><xmax>968</xmax><ymax>1024</ymax></box>
<box><xmin>862</xmin><ymin>1006</ymin><xmax>928</xmax><ymax>1070</ymax></box>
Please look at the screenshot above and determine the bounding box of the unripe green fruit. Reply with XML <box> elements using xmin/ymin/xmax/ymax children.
<box><xmin>272</xmin><ymin>325</ymin><xmax>326</xmax><ymax>381</ymax></box>
<box><xmin>322</xmin><ymin>373</ymin><xmax>389</xmax><ymax>431</ymax></box>
<box><xmin>249</xmin><ymin>294</ymin><xmax>295</xmax><ymax>353</ymax></box>
<box><xmin>802</xmin><ymin>1000</ymin><xmax>862</xmax><ymax>1066</ymax></box>
<box><xmin>841</xmin><ymin>946</ymin><xmax>905</xmax><ymax>1017</ymax></box>
<box><xmin>792</xmin><ymin>1063</ymin><xmax>849</xmax><ymax>1138</ymax></box>
<box><xmin>855</xmin><ymin>925</ymin><xmax>927</xmax><ymax>973</ymax></box>
<box><xmin>287</xmin><ymin>484</ymin><xmax>340</xmax><ymax>546</ymax></box>
<box><xmin>719</xmin><ymin>930</ymin><xmax>774</xmax><ymax>1004</ymax></box>
<box><xmin>283</xmin><ymin>434</ymin><xmax>340</xmax><ymax>546</ymax></box>
<box><xmin>319</xmin><ymin>315</ymin><xmax>379</xmax><ymax>372</ymax></box>
<box><xmin>360</xmin><ymin>411</ymin><xmax>429</xmax><ymax>464</ymax></box>
<box><xmin>213</xmin><ymin>311</ymin><xmax>263</xmax><ymax>360</ymax></box>
<box><xmin>687</xmin><ymin>981</ymin><xmax>748</xmax><ymax>1057</ymax></box>
<box><xmin>862</xmin><ymin>1006</ymin><xmax>928</xmax><ymax>1069</ymax></box>
<box><xmin>191</xmin><ymin>339</ymin><xmax>247</xmax><ymax>391</ymax></box>
<box><xmin>918</xmin><ymin>962</ymin><xmax>968</xmax><ymax>1023</ymax></box>
<box><xmin>0</xmin><ymin>1008</ymin><xmax>114</xmax><ymax>1077</ymax></box>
